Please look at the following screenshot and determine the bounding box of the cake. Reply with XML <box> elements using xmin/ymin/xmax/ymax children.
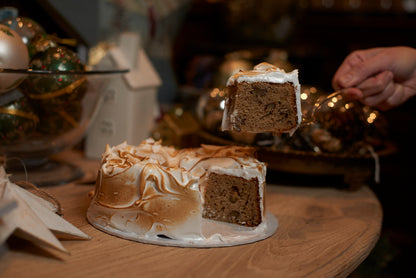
<box><xmin>221</xmin><ymin>62</ymin><xmax>302</xmax><ymax>135</ymax></box>
<box><xmin>87</xmin><ymin>138</ymin><xmax>267</xmax><ymax>242</ymax></box>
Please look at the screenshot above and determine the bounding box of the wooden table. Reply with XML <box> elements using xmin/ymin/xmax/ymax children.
<box><xmin>0</xmin><ymin>151</ymin><xmax>382</xmax><ymax>278</ymax></box>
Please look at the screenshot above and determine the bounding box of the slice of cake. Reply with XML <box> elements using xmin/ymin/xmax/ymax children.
<box><xmin>202</xmin><ymin>172</ymin><xmax>262</xmax><ymax>226</ymax></box>
<box><xmin>182</xmin><ymin>144</ymin><xmax>266</xmax><ymax>228</ymax></box>
<box><xmin>221</xmin><ymin>62</ymin><xmax>302</xmax><ymax>135</ymax></box>
<box><xmin>87</xmin><ymin>139</ymin><xmax>266</xmax><ymax>241</ymax></box>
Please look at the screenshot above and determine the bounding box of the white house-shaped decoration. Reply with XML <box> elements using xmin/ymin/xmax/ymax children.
<box><xmin>86</xmin><ymin>33</ymin><xmax>162</xmax><ymax>159</ymax></box>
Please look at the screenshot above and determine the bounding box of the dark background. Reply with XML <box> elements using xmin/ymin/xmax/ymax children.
<box><xmin>1</xmin><ymin>0</ymin><xmax>415</xmax><ymax>276</ymax></box>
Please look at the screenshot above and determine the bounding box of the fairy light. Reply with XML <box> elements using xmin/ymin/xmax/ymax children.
<box><xmin>367</xmin><ymin>112</ymin><xmax>377</xmax><ymax>124</ymax></box>
<box><xmin>301</xmin><ymin>92</ymin><xmax>308</xmax><ymax>100</ymax></box>
<box><xmin>210</xmin><ymin>88</ymin><xmax>220</xmax><ymax>98</ymax></box>
<box><xmin>175</xmin><ymin>107</ymin><xmax>183</xmax><ymax>117</ymax></box>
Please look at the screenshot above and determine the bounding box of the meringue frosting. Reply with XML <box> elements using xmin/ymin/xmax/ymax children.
<box><xmin>87</xmin><ymin>139</ymin><xmax>267</xmax><ymax>241</ymax></box>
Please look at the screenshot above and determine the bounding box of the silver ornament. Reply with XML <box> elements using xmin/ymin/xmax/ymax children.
<box><xmin>0</xmin><ymin>24</ymin><xmax>29</xmax><ymax>93</ymax></box>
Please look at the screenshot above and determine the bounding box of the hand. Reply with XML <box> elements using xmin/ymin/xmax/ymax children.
<box><xmin>332</xmin><ymin>46</ymin><xmax>416</xmax><ymax>110</ymax></box>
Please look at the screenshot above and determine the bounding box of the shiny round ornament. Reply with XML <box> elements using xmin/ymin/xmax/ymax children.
<box><xmin>215</xmin><ymin>58</ymin><xmax>253</xmax><ymax>88</ymax></box>
<box><xmin>30</xmin><ymin>36</ymin><xmax>58</xmax><ymax>57</ymax></box>
<box><xmin>36</xmin><ymin>100</ymin><xmax>82</xmax><ymax>135</ymax></box>
<box><xmin>196</xmin><ymin>88</ymin><xmax>226</xmax><ymax>132</ymax></box>
<box><xmin>30</xmin><ymin>46</ymin><xmax>84</xmax><ymax>72</ymax></box>
<box><xmin>281</xmin><ymin>90</ymin><xmax>389</xmax><ymax>154</ymax></box>
<box><xmin>313</xmin><ymin>94</ymin><xmax>367</xmax><ymax>147</ymax></box>
<box><xmin>0</xmin><ymin>90</ymin><xmax>38</xmax><ymax>144</ymax></box>
<box><xmin>1</xmin><ymin>16</ymin><xmax>47</xmax><ymax>57</ymax></box>
<box><xmin>299</xmin><ymin>85</ymin><xmax>326</xmax><ymax>122</ymax></box>
<box><xmin>22</xmin><ymin>46</ymin><xmax>86</xmax><ymax>108</ymax></box>
<box><xmin>0</xmin><ymin>24</ymin><xmax>30</xmax><ymax>93</ymax></box>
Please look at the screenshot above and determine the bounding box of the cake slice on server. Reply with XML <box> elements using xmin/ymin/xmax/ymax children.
<box><xmin>221</xmin><ymin>62</ymin><xmax>302</xmax><ymax>135</ymax></box>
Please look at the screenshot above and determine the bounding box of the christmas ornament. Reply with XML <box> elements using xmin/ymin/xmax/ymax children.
<box><xmin>313</xmin><ymin>93</ymin><xmax>367</xmax><ymax>148</ymax></box>
<box><xmin>30</xmin><ymin>36</ymin><xmax>58</xmax><ymax>57</ymax></box>
<box><xmin>0</xmin><ymin>90</ymin><xmax>38</xmax><ymax>144</ymax></box>
<box><xmin>1</xmin><ymin>16</ymin><xmax>47</xmax><ymax>58</ymax></box>
<box><xmin>30</xmin><ymin>46</ymin><xmax>84</xmax><ymax>72</ymax></box>
<box><xmin>196</xmin><ymin>88</ymin><xmax>226</xmax><ymax>133</ymax></box>
<box><xmin>37</xmin><ymin>101</ymin><xmax>82</xmax><ymax>135</ymax></box>
<box><xmin>22</xmin><ymin>46</ymin><xmax>87</xmax><ymax>108</ymax></box>
<box><xmin>299</xmin><ymin>85</ymin><xmax>326</xmax><ymax>122</ymax></box>
<box><xmin>215</xmin><ymin>57</ymin><xmax>253</xmax><ymax>88</ymax></box>
<box><xmin>0</xmin><ymin>24</ymin><xmax>29</xmax><ymax>93</ymax></box>
<box><xmin>0</xmin><ymin>166</ymin><xmax>90</xmax><ymax>253</ymax></box>
<box><xmin>281</xmin><ymin>91</ymin><xmax>389</xmax><ymax>154</ymax></box>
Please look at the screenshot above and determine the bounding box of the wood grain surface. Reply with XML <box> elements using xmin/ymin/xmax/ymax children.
<box><xmin>0</xmin><ymin>152</ymin><xmax>382</xmax><ymax>278</ymax></box>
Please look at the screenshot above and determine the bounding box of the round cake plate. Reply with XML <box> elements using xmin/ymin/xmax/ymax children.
<box><xmin>88</xmin><ymin>212</ymin><xmax>278</xmax><ymax>248</ymax></box>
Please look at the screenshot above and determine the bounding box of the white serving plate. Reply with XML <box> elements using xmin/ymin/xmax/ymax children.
<box><xmin>88</xmin><ymin>212</ymin><xmax>278</xmax><ymax>248</ymax></box>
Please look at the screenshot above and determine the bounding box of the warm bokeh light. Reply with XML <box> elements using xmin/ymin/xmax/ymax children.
<box><xmin>301</xmin><ymin>92</ymin><xmax>308</xmax><ymax>100</ymax></box>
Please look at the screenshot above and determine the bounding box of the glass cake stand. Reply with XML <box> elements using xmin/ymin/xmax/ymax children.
<box><xmin>0</xmin><ymin>68</ymin><xmax>128</xmax><ymax>186</ymax></box>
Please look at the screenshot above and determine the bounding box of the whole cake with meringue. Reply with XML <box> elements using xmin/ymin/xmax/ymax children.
<box><xmin>87</xmin><ymin>139</ymin><xmax>276</xmax><ymax>246</ymax></box>
<box><xmin>222</xmin><ymin>62</ymin><xmax>302</xmax><ymax>135</ymax></box>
